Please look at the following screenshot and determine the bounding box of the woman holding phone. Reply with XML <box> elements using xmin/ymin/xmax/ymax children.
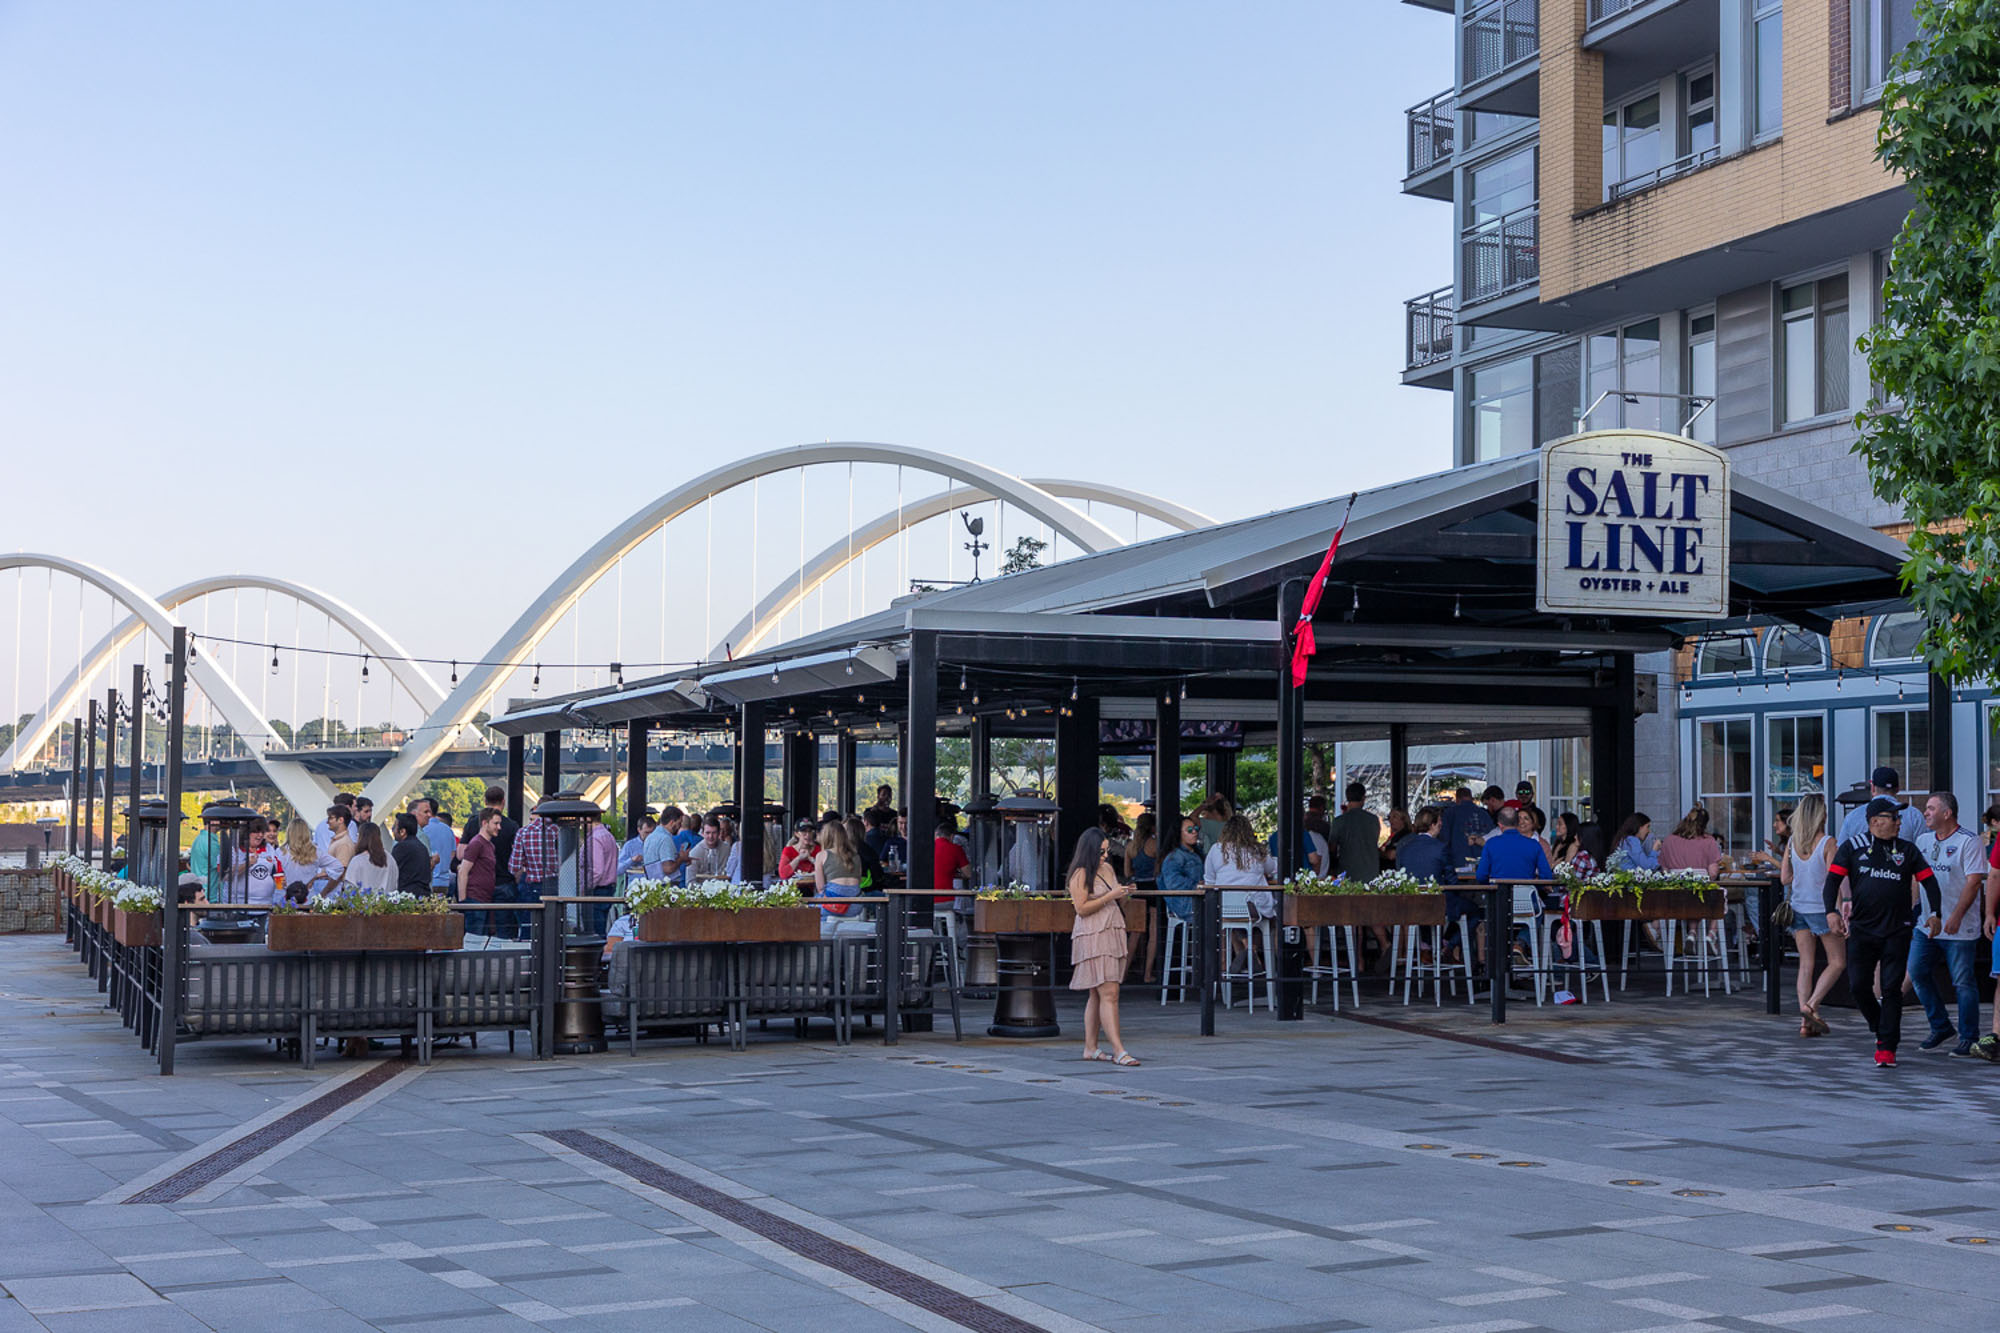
<box><xmin>1068</xmin><ymin>828</ymin><xmax>1139</xmax><ymax>1067</ymax></box>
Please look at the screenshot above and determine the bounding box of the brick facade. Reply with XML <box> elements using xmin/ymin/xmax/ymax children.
<box><xmin>0</xmin><ymin>867</ymin><xmax>61</xmax><ymax>934</ymax></box>
<box><xmin>1828</xmin><ymin>0</ymin><xmax>1851</xmax><ymax>112</ymax></box>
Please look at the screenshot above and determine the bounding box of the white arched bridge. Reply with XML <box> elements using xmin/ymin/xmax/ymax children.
<box><xmin>3</xmin><ymin>443</ymin><xmax>1212</xmax><ymax>814</ymax></box>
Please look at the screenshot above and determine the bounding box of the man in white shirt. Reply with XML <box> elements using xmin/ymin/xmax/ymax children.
<box><xmin>1912</xmin><ymin>791</ymin><xmax>1987</xmax><ymax>1056</ymax></box>
<box><xmin>643</xmin><ymin>808</ymin><xmax>686</xmax><ymax>881</ymax></box>
<box><xmin>1839</xmin><ymin>766</ymin><xmax>1927</xmax><ymax>844</ymax></box>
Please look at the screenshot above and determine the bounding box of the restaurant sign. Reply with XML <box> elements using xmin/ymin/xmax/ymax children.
<box><xmin>1537</xmin><ymin>430</ymin><xmax>1729</xmax><ymax>618</ymax></box>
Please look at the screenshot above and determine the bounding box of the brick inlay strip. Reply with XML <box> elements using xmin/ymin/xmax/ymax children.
<box><xmin>1328</xmin><ymin>1010</ymin><xmax>1598</xmax><ymax>1064</ymax></box>
<box><xmin>541</xmin><ymin>1129</ymin><xmax>1049</xmax><ymax>1333</ymax></box>
<box><xmin>125</xmin><ymin>1060</ymin><xmax>410</xmax><ymax>1204</ymax></box>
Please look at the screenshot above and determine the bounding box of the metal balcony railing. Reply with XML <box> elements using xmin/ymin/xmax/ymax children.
<box><xmin>1606</xmin><ymin>143</ymin><xmax>1721</xmax><ymax>200</ymax></box>
<box><xmin>1460</xmin><ymin>203</ymin><xmax>1539</xmax><ymax>304</ymax></box>
<box><xmin>1406</xmin><ymin>89</ymin><xmax>1456</xmax><ymax>177</ymax></box>
<box><xmin>1463</xmin><ymin>0</ymin><xmax>1539</xmax><ymax>85</ymax></box>
<box><xmin>1404</xmin><ymin>287</ymin><xmax>1455</xmax><ymax>372</ymax></box>
<box><xmin>1588</xmin><ymin>0</ymin><xmax>1644</xmax><ymax>21</ymax></box>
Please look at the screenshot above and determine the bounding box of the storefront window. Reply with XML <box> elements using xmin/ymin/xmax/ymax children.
<box><xmin>1698</xmin><ymin>716</ymin><xmax>1756</xmax><ymax>855</ymax></box>
<box><xmin>1695</xmin><ymin>634</ymin><xmax>1754</xmax><ymax>678</ymax></box>
<box><xmin>1870</xmin><ymin>612</ymin><xmax>1924</xmax><ymax>663</ymax></box>
<box><xmin>1874</xmin><ymin>707</ymin><xmax>1931</xmax><ymax>792</ymax></box>
<box><xmin>1763</xmin><ymin>626</ymin><xmax>1826</xmax><ymax>672</ymax></box>
<box><xmin>1765</xmin><ymin>712</ymin><xmax>1824</xmax><ymax>844</ymax></box>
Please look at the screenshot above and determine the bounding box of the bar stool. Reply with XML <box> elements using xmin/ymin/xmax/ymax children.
<box><xmin>1400</xmin><ymin>921</ymin><xmax>1474</xmax><ymax>1006</ymax></box>
<box><xmin>1158</xmin><ymin>910</ymin><xmax>1195</xmax><ymax>1004</ymax></box>
<box><xmin>1304</xmin><ymin>924</ymin><xmax>1360</xmax><ymax>1010</ymax></box>
<box><xmin>1219</xmin><ymin>895</ymin><xmax>1273</xmax><ymax>1012</ymax></box>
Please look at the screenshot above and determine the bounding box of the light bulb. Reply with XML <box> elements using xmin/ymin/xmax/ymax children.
<box><xmin>1069</xmin><ymin>678</ymin><xmax>1078</xmax><ymax>701</ymax></box>
<box><xmin>771</xmin><ymin>668</ymin><xmax>781</xmax><ymax>685</ymax></box>
<box><xmin>361</xmin><ymin>656</ymin><xmax>370</xmax><ymax>683</ymax></box>
<box><xmin>270</xmin><ymin>649</ymin><xmax>280</xmax><ymax>675</ymax></box>
<box><xmin>450</xmin><ymin>660</ymin><xmax>459</xmax><ymax>686</ymax></box>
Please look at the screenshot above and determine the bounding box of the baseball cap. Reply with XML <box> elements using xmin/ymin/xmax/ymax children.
<box><xmin>1865</xmin><ymin>796</ymin><xmax>1901</xmax><ymax>819</ymax></box>
<box><xmin>1871</xmin><ymin>765</ymin><xmax>1901</xmax><ymax>791</ymax></box>
<box><xmin>1515</xmin><ymin>781</ymin><xmax>1534</xmax><ymax>796</ymax></box>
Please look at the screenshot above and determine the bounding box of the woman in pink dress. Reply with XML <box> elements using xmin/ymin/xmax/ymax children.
<box><xmin>1068</xmin><ymin>828</ymin><xmax>1139</xmax><ymax>1067</ymax></box>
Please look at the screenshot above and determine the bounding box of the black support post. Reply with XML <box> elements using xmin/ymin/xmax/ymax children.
<box><xmin>541</xmin><ymin>730</ymin><xmax>562</xmax><ymax>797</ymax></box>
<box><xmin>68</xmin><ymin>719</ymin><xmax>80</xmax><ymax>855</ymax></box>
<box><xmin>506</xmin><ymin>735</ymin><xmax>526</xmax><ymax>826</ymax></box>
<box><xmin>1275</xmin><ymin>579</ymin><xmax>1306</xmax><ymax>1021</ymax></box>
<box><xmin>1207</xmin><ymin>749</ymin><xmax>1238</xmax><ymax>811</ymax></box>
<box><xmin>1055</xmin><ymin>696</ymin><xmax>1100</xmax><ymax>868</ymax></box>
<box><xmin>103</xmin><ymin>687</ymin><xmax>119</xmax><ymax>869</ymax></box>
<box><xmin>835</xmin><ymin>732</ymin><xmax>858</xmax><ymax>813</ymax></box>
<box><xmin>970</xmin><ymin>714</ymin><xmax>992</xmax><ymax>799</ymax></box>
<box><xmin>83</xmin><ymin>699</ymin><xmax>98</xmax><ymax>864</ymax></box>
<box><xmin>1153</xmin><ymin>692</ymin><xmax>1182</xmax><ymax>851</ymax></box>
<box><xmin>782</xmin><ymin>730</ymin><xmax>818</xmax><ymax>827</ymax></box>
<box><xmin>739</xmin><ymin>702</ymin><xmax>767</xmax><ymax>882</ymax></box>
<box><xmin>159</xmin><ymin>628</ymin><xmax>187</xmax><ymax>1077</ymax></box>
<box><xmin>129</xmin><ymin>664</ymin><xmax>145</xmax><ymax>840</ymax></box>
<box><xmin>903</xmin><ymin>631</ymin><xmax>940</xmax><ymax>1034</ymax></box>
<box><xmin>626</xmin><ymin>720</ymin><xmax>648</xmax><ymax>833</ymax></box>
<box><xmin>1389</xmin><ymin>723</ymin><xmax>1410</xmax><ymax>812</ymax></box>
<box><xmin>1928</xmin><ymin>670</ymin><xmax>1954</xmax><ymax>796</ymax></box>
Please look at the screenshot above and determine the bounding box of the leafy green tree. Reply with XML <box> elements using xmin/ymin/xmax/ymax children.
<box><xmin>1856</xmin><ymin>0</ymin><xmax>2000</xmax><ymax>677</ymax></box>
<box><xmin>1001</xmin><ymin>536</ymin><xmax>1048</xmax><ymax>576</ymax></box>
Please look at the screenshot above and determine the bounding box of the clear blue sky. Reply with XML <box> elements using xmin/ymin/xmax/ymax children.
<box><xmin>0</xmin><ymin>2</ymin><xmax>1453</xmax><ymax>719</ymax></box>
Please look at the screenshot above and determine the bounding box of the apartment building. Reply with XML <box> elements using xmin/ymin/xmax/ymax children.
<box><xmin>1394</xmin><ymin>0</ymin><xmax>1983</xmax><ymax>852</ymax></box>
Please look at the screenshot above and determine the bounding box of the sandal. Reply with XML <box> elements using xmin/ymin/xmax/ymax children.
<box><xmin>1111</xmin><ymin>1052</ymin><xmax>1141</xmax><ymax>1067</ymax></box>
<box><xmin>1082</xmin><ymin>1048</ymin><xmax>1110</xmax><ymax>1062</ymax></box>
<box><xmin>1805</xmin><ymin>1009</ymin><xmax>1830</xmax><ymax>1037</ymax></box>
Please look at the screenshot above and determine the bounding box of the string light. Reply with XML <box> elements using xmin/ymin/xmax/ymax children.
<box><xmin>360</xmin><ymin>655</ymin><xmax>370</xmax><ymax>683</ymax></box>
<box><xmin>1454</xmin><ymin>594</ymin><xmax>1462</xmax><ymax>620</ymax></box>
<box><xmin>450</xmin><ymin>660</ymin><xmax>459</xmax><ymax>686</ymax></box>
<box><xmin>959</xmin><ymin>667</ymin><xmax>968</xmax><ymax>690</ymax></box>
<box><xmin>531</xmin><ymin>664</ymin><xmax>541</xmax><ymax>693</ymax></box>
<box><xmin>270</xmin><ymin>647</ymin><xmax>280</xmax><ymax>675</ymax></box>
<box><xmin>771</xmin><ymin>667</ymin><xmax>781</xmax><ymax>685</ymax></box>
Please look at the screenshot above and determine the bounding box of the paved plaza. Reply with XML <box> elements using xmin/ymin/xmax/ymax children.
<box><xmin>2</xmin><ymin>935</ymin><xmax>1997</xmax><ymax>1332</ymax></box>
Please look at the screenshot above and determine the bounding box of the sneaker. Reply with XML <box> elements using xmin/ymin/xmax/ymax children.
<box><xmin>1950</xmin><ymin>1042</ymin><xmax>1976</xmax><ymax>1058</ymax></box>
<box><xmin>1875</xmin><ymin>1049</ymin><xmax>1897</xmax><ymax>1069</ymax></box>
<box><xmin>1920</xmin><ymin>1029</ymin><xmax>1957</xmax><ymax>1051</ymax></box>
<box><xmin>1970</xmin><ymin>1035</ymin><xmax>2000</xmax><ymax>1063</ymax></box>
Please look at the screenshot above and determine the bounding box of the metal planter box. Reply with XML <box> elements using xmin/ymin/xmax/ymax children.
<box><xmin>973</xmin><ymin>898</ymin><xmax>1145</xmax><ymax>934</ymax></box>
<box><xmin>113</xmin><ymin>908</ymin><xmax>161</xmax><ymax>949</ymax></box>
<box><xmin>1568</xmin><ymin>887</ymin><xmax>1723</xmax><ymax>922</ymax></box>
<box><xmin>266</xmin><ymin>913</ymin><xmax>466</xmax><ymax>952</ymax></box>
<box><xmin>636</xmin><ymin>906</ymin><xmax>820</xmax><ymax>943</ymax></box>
<box><xmin>1283</xmin><ymin>892</ymin><xmax>1446</xmax><ymax>929</ymax></box>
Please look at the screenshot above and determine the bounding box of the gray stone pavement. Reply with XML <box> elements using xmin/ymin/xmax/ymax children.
<box><xmin>2</xmin><ymin>933</ymin><xmax>1998</xmax><ymax>1332</ymax></box>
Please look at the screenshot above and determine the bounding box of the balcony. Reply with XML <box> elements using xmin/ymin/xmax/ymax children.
<box><xmin>1606</xmin><ymin>143</ymin><xmax>1721</xmax><ymax>201</ymax></box>
<box><xmin>1461</xmin><ymin>0</ymin><xmax>1539</xmax><ymax>114</ymax></box>
<box><xmin>1460</xmin><ymin>203</ymin><xmax>1539</xmax><ymax>310</ymax></box>
<box><xmin>1583</xmin><ymin>0</ymin><xmax>1717</xmax><ymax>96</ymax></box>
<box><xmin>1403</xmin><ymin>89</ymin><xmax>1456</xmax><ymax>200</ymax></box>
<box><xmin>1403</xmin><ymin>286</ymin><xmax>1455</xmax><ymax>387</ymax></box>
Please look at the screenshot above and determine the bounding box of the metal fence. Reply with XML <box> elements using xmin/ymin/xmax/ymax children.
<box><xmin>1460</xmin><ymin>203</ymin><xmax>1539</xmax><ymax>305</ymax></box>
<box><xmin>1606</xmin><ymin>144</ymin><xmax>1721</xmax><ymax>201</ymax></box>
<box><xmin>1463</xmin><ymin>0</ymin><xmax>1538</xmax><ymax>85</ymax></box>
<box><xmin>1405</xmin><ymin>287</ymin><xmax>1456</xmax><ymax>372</ymax></box>
<box><xmin>1588</xmin><ymin>0</ymin><xmax>1648</xmax><ymax>23</ymax></box>
<box><xmin>1406</xmin><ymin>89</ymin><xmax>1456</xmax><ymax>177</ymax></box>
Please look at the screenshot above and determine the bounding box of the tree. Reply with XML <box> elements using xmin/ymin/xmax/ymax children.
<box><xmin>1001</xmin><ymin>536</ymin><xmax>1048</xmax><ymax>576</ymax></box>
<box><xmin>1856</xmin><ymin>0</ymin><xmax>2000</xmax><ymax>678</ymax></box>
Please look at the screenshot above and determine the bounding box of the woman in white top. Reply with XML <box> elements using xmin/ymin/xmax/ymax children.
<box><xmin>280</xmin><ymin>817</ymin><xmax>346</xmax><ymax>902</ymax></box>
<box><xmin>1203</xmin><ymin>815</ymin><xmax>1278</xmax><ymax>919</ymax></box>
<box><xmin>1780</xmin><ymin>793</ymin><xmax>1841</xmax><ymax>1037</ymax></box>
<box><xmin>340</xmin><ymin>820</ymin><xmax>396</xmax><ymax>894</ymax></box>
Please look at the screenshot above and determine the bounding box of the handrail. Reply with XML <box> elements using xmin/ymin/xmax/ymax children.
<box><xmin>1405</xmin><ymin>88</ymin><xmax>1456</xmax><ymax>177</ymax></box>
<box><xmin>1459</xmin><ymin>202</ymin><xmax>1539</xmax><ymax>304</ymax></box>
<box><xmin>1462</xmin><ymin>0</ymin><xmax>1538</xmax><ymax>85</ymax></box>
<box><xmin>1405</xmin><ymin>285</ymin><xmax>1455</xmax><ymax>371</ymax></box>
<box><xmin>1606</xmin><ymin>143</ymin><xmax>1721</xmax><ymax>200</ymax></box>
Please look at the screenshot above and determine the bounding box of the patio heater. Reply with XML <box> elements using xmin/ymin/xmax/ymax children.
<box><xmin>132</xmin><ymin>799</ymin><xmax>180</xmax><ymax>894</ymax></box>
<box><xmin>197</xmin><ymin>797</ymin><xmax>262</xmax><ymax>940</ymax></box>
<box><xmin>533</xmin><ymin>791</ymin><xmax>608</xmax><ymax>1055</ymax></box>
<box><xmin>958</xmin><ymin>794</ymin><xmax>1001</xmax><ymax>988</ymax></box>
<box><xmin>988</xmin><ymin>794</ymin><xmax>1062</xmax><ymax>1039</ymax></box>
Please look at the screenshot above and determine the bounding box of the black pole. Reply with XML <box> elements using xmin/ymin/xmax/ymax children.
<box><xmin>130</xmin><ymin>664</ymin><xmax>146</xmax><ymax>849</ymax></box>
<box><xmin>1928</xmin><ymin>670</ymin><xmax>1954</xmax><ymax>796</ymax></box>
<box><xmin>783</xmin><ymin>730</ymin><xmax>816</xmax><ymax>827</ymax></box>
<box><xmin>68</xmin><ymin>718</ymin><xmax>81</xmax><ymax>855</ymax></box>
<box><xmin>1199</xmin><ymin>883</ymin><xmax>1218</xmax><ymax>1037</ymax></box>
<box><xmin>103</xmin><ymin>687</ymin><xmax>119</xmax><ymax>870</ymax></box>
<box><xmin>739</xmin><ymin>702</ymin><xmax>767</xmax><ymax>882</ymax></box>
<box><xmin>160</xmin><ymin>627</ymin><xmax>187</xmax><ymax>1076</ymax></box>
<box><xmin>541</xmin><ymin>729</ymin><xmax>562</xmax><ymax>796</ymax></box>
<box><xmin>626</xmin><ymin>720</ymin><xmax>648</xmax><ymax>835</ymax></box>
<box><xmin>506</xmin><ymin>734</ymin><xmax>526</xmax><ymax>827</ymax></box>
<box><xmin>1275</xmin><ymin>578</ymin><xmax>1306</xmax><ymax>1021</ymax></box>
<box><xmin>1389</xmin><ymin>723</ymin><xmax>1410</xmax><ymax>812</ymax></box>
<box><xmin>1760</xmin><ymin>876</ymin><xmax>1781</xmax><ymax>1015</ymax></box>
<box><xmin>83</xmin><ymin>699</ymin><xmax>98</xmax><ymax>864</ymax></box>
<box><xmin>1055</xmin><ymin>699</ymin><xmax>1099</xmax><ymax>867</ymax></box>
<box><xmin>900</xmin><ymin>631</ymin><xmax>940</xmax><ymax>1044</ymax></box>
<box><xmin>969</xmin><ymin>714</ymin><xmax>992</xmax><ymax>799</ymax></box>
<box><xmin>835</xmin><ymin>732</ymin><xmax>858</xmax><ymax>813</ymax></box>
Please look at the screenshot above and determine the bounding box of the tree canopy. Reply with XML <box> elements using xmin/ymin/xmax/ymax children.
<box><xmin>1857</xmin><ymin>0</ymin><xmax>2000</xmax><ymax>678</ymax></box>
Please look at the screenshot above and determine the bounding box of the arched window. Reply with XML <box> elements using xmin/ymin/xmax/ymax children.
<box><xmin>1695</xmin><ymin>634</ymin><xmax>1755</xmax><ymax>678</ymax></box>
<box><xmin>1763</xmin><ymin>626</ymin><xmax>1827</xmax><ymax>672</ymax></box>
<box><xmin>1870</xmin><ymin>612</ymin><xmax>1924</xmax><ymax>665</ymax></box>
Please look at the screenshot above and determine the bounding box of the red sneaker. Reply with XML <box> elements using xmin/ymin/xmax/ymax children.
<box><xmin>1874</xmin><ymin>1049</ymin><xmax>1897</xmax><ymax>1069</ymax></box>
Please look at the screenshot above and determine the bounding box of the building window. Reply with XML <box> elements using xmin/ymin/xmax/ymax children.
<box><xmin>1752</xmin><ymin>0</ymin><xmax>1783</xmax><ymax>139</ymax></box>
<box><xmin>1602</xmin><ymin>90</ymin><xmax>1662</xmax><ymax>198</ymax></box>
<box><xmin>1763</xmin><ymin>626</ymin><xmax>1826</xmax><ymax>672</ymax></box>
<box><xmin>1696</xmin><ymin>633</ymin><xmax>1755</xmax><ymax>679</ymax></box>
<box><xmin>1765</xmin><ymin>712</ymin><xmax>1825</xmax><ymax>843</ymax></box>
<box><xmin>1537</xmin><ymin>343</ymin><xmax>1582</xmax><ymax>443</ymax></box>
<box><xmin>1583</xmin><ymin>318</ymin><xmax>1662</xmax><ymax>431</ymax></box>
<box><xmin>1780</xmin><ymin>275</ymin><xmax>1849</xmax><ymax>423</ymax></box>
<box><xmin>1462</xmin><ymin>145</ymin><xmax>1540</xmax><ymax>304</ymax></box>
<box><xmin>1874</xmin><ymin>707</ymin><xmax>1931</xmax><ymax>792</ymax></box>
<box><xmin>1684</xmin><ymin>67</ymin><xmax>1717</xmax><ymax>159</ymax></box>
<box><xmin>1687</xmin><ymin>310</ymin><xmax>1716</xmax><ymax>443</ymax></box>
<box><xmin>1984</xmin><ymin>702</ymin><xmax>2000</xmax><ymax>817</ymax></box>
<box><xmin>1468</xmin><ymin>355</ymin><xmax>1535</xmax><ymax>461</ymax></box>
<box><xmin>1543</xmin><ymin>736</ymin><xmax>1591</xmax><ymax>824</ymax></box>
<box><xmin>1466</xmin><ymin>108</ymin><xmax>1535</xmax><ymax>148</ymax></box>
<box><xmin>1464</xmin><ymin>146</ymin><xmax>1537</xmax><ymax>229</ymax></box>
<box><xmin>1855</xmin><ymin>0</ymin><xmax>1921</xmax><ymax>98</ymax></box>
<box><xmin>1870</xmin><ymin>611</ymin><xmax>1924</xmax><ymax>663</ymax></box>
<box><xmin>1698</xmin><ymin>716</ymin><xmax>1756</xmax><ymax>856</ymax></box>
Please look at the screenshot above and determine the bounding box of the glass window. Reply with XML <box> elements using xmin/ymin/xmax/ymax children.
<box><xmin>1536</xmin><ymin>343</ymin><xmax>1582</xmax><ymax>445</ymax></box>
<box><xmin>1763</xmin><ymin>626</ymin><xmax>1826</xmax><ymax>671</ymax></box>
<box><xmin>1465</xmin><ymin>146</ymin><xmax>1537</xmax><ymax>229</ymax></box>
<box><xmin>1985</xmin><ymin>703</ymin><xmax>2000</xmax><ymax>816</ymax></box>
<box><xmin>1543</xmin><ymin>737</ymin><xmax>1591</xmax><ymax>825</ymax></box>
<box><xmin>1687</xmin><ymin>311</ymin><xmax>1716</xmax><ymax>443</ymax></box>
<box><xmin>1875</xmin><ymin>708</ymin><xmax>1931</xmax><ymax>792</ymax></box>
<box><xmin>1753</xmin><ymin>0</ymin><xmax>1784</xmax><ymax>138</ymax></box>
<box><xmin>1696</xmin><ymin>634</ymin><xmax>1755</xmax><ymax>678</ymax></box>
<box><xmin>1602</xmin><ymin>91</ymin><xmax>1663</xmax><ymax>199</ymax></box>
<box><xmin>1766</xmin><ymin>712</ymin><xmax>1825</xmax><ymax>844</ymax></box>
<box><xmin>1466</xmin><ymin>108</ymin><xmax>1536</xmax><ymax>147</ymax></box>
<box><xmin>1780</xmin><ymin>275</ymin><xmax>1850</xmax><ymax>422</ymax></box>
<box><xmin>1871</xmin><ymin>611</ymin><xmax>1924</xmax><ymax>663</ymax></box>
<box><xmin>1859</xmin><ymin>0</ymin><xmax>1922</xmax><ymax>93</ymax></box>
<box><xmin>1582</xmin><ymin>318</ymin><xmax>1663</xmax><ymax>430</ymax></box>
<box><xmin>1469</xmin><ymin>355</ymin><xmax>1535</xmax><ymax>461</ymax></box>
<box><xmin>1698</xmin><ymin>717</ymin><xmax>1757</xmax><ymax>856</ymax></box>
<box><xmin>1684</xmin><ymin>68</ymin><xmax>1717</xmax><ymax>159</ymax></box>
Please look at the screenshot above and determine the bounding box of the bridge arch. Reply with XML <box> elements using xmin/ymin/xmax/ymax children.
<box><xmin>363</xmin><ymin>443</ymin><xmax>1128</xmax><ymax>807</ymax></box>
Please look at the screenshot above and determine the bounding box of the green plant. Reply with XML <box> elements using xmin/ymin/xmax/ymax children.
<box><xmin>974</xmin><ymin>883</ymin><xmax>1045</xmax><ymax>901</ymax></box>
<box><xmin>272</xmin><ymin>889</ymin><xmax>452</xmax><ymax>917</ymax></box>
<box><xmin>624</xmin><ymin>878</ymin><xmax>804</xmax><ymax>914</ymax></box>
<box><xmin>1284</xmin><ymin>868</ymin><xmax>1434</xmax><ymax>896</ymax></box>
<box><xmin>1555</xmin><ymin>865</ymin><xmax>1718</xmax><ymax>913</ymax></box>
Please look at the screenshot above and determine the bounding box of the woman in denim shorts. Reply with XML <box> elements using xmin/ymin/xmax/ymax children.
<box><xmin>1782</xmin><ymin>794</ymin><xmax>1843</xmax><ymax>1036</ymax></box>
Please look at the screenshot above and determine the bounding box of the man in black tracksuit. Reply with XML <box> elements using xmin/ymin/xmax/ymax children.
<box><xmin>1824</xmin><ymin>796</ymin><xmax>1944</xmax><ymax>1068</ymax></box>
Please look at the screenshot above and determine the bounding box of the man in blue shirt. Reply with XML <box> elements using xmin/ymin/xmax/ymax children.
<box><xmin>1396</xmin><ymin>808</ymin><xmax>1453</xmax><ymax>885</ymax></box>
<box><xmin>1838</xmin><ymin>767</ymin><xmax>1927</xmax><ymax>845</ymax></box>
<box><xmin>414</xmin><ymin>797</ymin><xmax>457</xmax><ymax>895</ymax></box>
<box><xmin>621</xmin><ymin>812</ymin><xmax>655</xmax><ymax>885</ymax></box>
<box><xmin>1437</xmin><ymin>787</ymin><xmax>1495</xmax><ymax>872</ymax></box>
<box><xmin>1476</xmin><ymin>806</ymin><xmax>1555</xmax><ymax>884</ymax></box>
<box><xmin>643</xmin><ymin>807</ymin><xmax>684</xmax><ymax>880</ymax></box>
